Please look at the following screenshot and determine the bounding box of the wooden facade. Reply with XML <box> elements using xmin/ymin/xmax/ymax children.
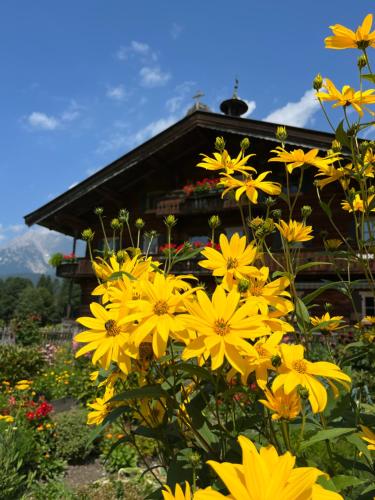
<box><xmin>24</xmin><ymin>110</ymin><xmax>373</xmax><ymax>320</ymax></box>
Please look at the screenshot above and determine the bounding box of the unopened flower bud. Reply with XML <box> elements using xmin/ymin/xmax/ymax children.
<box><xmin>263</xmin><ymin>218</ymin><xmax>275</xmax><ymax>233</ymax></box>
<box><xmin>240</xmin><ymin>137</ymin><xmax>250</xmax><ymax>152</ymax></box>
<box><xmin>164</xmin><ymin>214</ymin><xmax>177</xmax><ymax>228</ymax></box>
<box><xmin>189</xmin><ymin>451</ymin><xmax>201</xmax><ymax>468</ymax></box>
<box><xmin>313</xmin><ymin>73</ymin><xmax>323</xmax><ymax>91</ymax></box>
<box><xmin>360</xmin><ymin>141</ymin><xmax>370</xmax><ymax>154</ymax></box>
<box><xmin>297</xmin><ymin>385</ymin><xmax>309</xmax><ymax>400</ymax></box>
<box><xmin>238</xmin><ymin>279</ymin><xmax>250</xmax><ymax>293</ymax></box>
<box><xmin>271</xmin><ymin>355</ymin><xmax>282</xmax><ymax>368</ymax></box>
<box><xmin>331</xmin><ymin>140</ymin><xmax>342</xmax><ymax>153</ymax></box>
<box><xmin>301</xmin><ymin>205</ymin><xmax>312</xmax><ymax>219</ymax></box>
<box><xmin>135</xmin><ymin>218</ymin><xmax>145</xmax><ymax>230</ymax></box>
<box><xmin>82</xmin><ymin>228</ymin><xmax>94</xmax><ymax>241</ymax></box>
<box><xmin>357</xmin><ymin>55</ymin><xmax>367</xmax><ymax>69</ymax></box>
<box><xmin>215</xmin><ymin>136</ymin><xmax>226</xmax><ymax>152</ymax></box>
<box><xmin>271</xmin><ymin>209</ymin><xmax>282</xmax><ymax>221</ymax></box>
<box><xmin>265</xmin><ymin>197</ymin><xmax>276</xmax><ymax>207</ymax></box>
<box><xmin>368</xmin><ymin>185</ymin><xmax>375</xmax><ymax>195</ymax></box>
<box><xmin>118</xmin><ymin>209</ymin><xmax>129</xmax><ymax>223</ymax></box>
<box><xmin>110</xmin><ymin>218</ymin><xmax>121</xmax><ymax>230</ymax></box>
<box><xmin>276</xmin><ymin>126</ymin><xmax>287</xmax><ymax>142</ymax></box>
<box><xmin>324</xmin><ymin>302</ymin><xmax>333</xmax><ymax>312</ymax></box>
<box><xmin>94</xmin><ymin>207</ymin><xmax>104</xmax><ymax>216</ymax></box>
<box><xmin>116</xmin><ymin>250</ymin><xmax>128</xmax><ymax>264</ymax></box>
<box><xmin>248</xmin><ymin>216</ymin><xmax>264</xmax><ymax>229</ymax></box>
<box><xmin>208</xmin><ymin>215</ymin><xmax>221</xmax><ymax>229</ymax></box>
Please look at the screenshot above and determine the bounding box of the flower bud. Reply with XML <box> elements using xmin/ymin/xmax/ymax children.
<box><xmin>82</xmin><ymin>228</ymin><xmax>94</xmax><ymax>241</ymax></box>
<box><xmin>276</xmin><ymin>126</ymin><xmax>287</xmax><ymax>142</ymax></box>
<box><xmin>110</xmin><ymin>218</ymin><xmax>121</xmax><ymax>230</ymax></box>
<box><xmin>164</xmin><ymin>214</ymin><xmax>177</xmax><ymax>228</ymax></box>
<box><xmin>271</xmin><ymin>355</ymin><xmax>282</xmax><ymax>368</ymax></box>
<box><xmin>248</xmin><ymin>216</ymin><xmax>264</xmax><ymax>229</ymax></box>
<box><xmin>265</xmin><ymin>197</ymin><xmax>276</xmax><ymax>207</ymax></box>
<box><xmin>208</xmin><ymin>215</ymin><xmax>221</xmax><ymax>229</ymax></box>
<box><xmin>189</xmin><ymin>451</ymin><xmax>201</xmax><ymax>468</ymax></box>
<box><xmin>215</xmin><ymin>136</ymin><xmax>226</xmax><ymax>152</ymax></box>
<box><xmin>357</xmin><ymin>55</ymin><xmax>367</xmax><ymax>69</ymax></box>
<box><xmin>324</xmin><ymin>302</ymin><xmax>333</xmax><ymax>312</ymax></box>
<box><xmin>237</xmin><ymin>279</ymin><xmax>250</xmax><ymax>293</ymax></box>
<box><xmin>297</xmin><ymin>385</ymin><xmax>309</xmax><ymax>400</ymax></box>
<box><xmin>135</xmin><ymin>218</ymin><xmax>145</xmax><ymax>229</ymax></box>
<box><xmin>360</xmin><ymin>141</ymin><xmax>370</xmax><ymax>154</ymax></box>
<box><xmin>240</xmin><ymin>137</ymin><xmax>250</xmax><ymax>152</ymax></box>
<box><xmin>331</xmin><ymin>140</ymin><xmax>342</xmax><ymax>153</ymax></box>
<box><xmin>263</xmin><ymin>218</ymin><xmax>275</xmax><ymax>233</ymax></box>
<box><xmin>94</xmin><ymin>207</ymin><xmax>104</xmax><ymax>216</ymax></box>
<box><xmin>301</xmin><ymin>205</ymin><xmax>312</xmax><ymax>219</ymax></box>
<box><xmin>271</xmin><ymin>209</ymin><xmax>282</xmax><ymax>221</ymax></box>
<box><xmin>118</xmin><ymin>209</ymin><xmax>129</xmax><ymax>223</ymax></box>
<box><xmin>313</xmin><ymin>73</ymin><xmax>323</xmax><ymax>91</ymax></box>
<box><xmin>368</xmin><ymin>185</ymin><xmax>375</xmax><ymax>195</ymax></box>
<box><xmin>116</xmin><ymin>250</ymin><xmax>128</xmax><ymax>264</ymax></box>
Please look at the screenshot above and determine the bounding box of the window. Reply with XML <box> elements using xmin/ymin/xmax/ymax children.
<box><xmin>361</xmin><ymin>292</ymin><xmax>375</xmax><ymax>316</ymax></box>
<box><xmin>363</xmin><ymin>218</ymin><xmax>375</xmax><ymax>242</ymax></box>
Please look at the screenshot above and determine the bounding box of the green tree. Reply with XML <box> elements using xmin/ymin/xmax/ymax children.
<box><xmin>0</xmin><ymin>277</ymin><xmax>33</xmax><ymax>321</ymax></box>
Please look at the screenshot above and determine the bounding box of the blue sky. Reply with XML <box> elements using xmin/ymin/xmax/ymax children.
<box><xmin>0</xmin><ymin>1</ymin><xmax>374</xmax><ymax>245</ymax></box>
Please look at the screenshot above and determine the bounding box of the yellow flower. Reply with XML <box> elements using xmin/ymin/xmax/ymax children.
<box><xmin>275</xmin><ymin>220</ymin><xmax>313</xmax><ymax>243</ymax></box>
<box><xmin>87</xmin><ymin>386</ymin><xmax>114</xmax><ymax>426</ymax></box>
<box><xmin>75</xmin><ymin>302</ymin><xmax>138</xmax><ymax>373</ymax></box>
<box><xmin>310</xmin><ymin>312</ymin><xmax>344</xmax><ymax>332</ymax></box>
<box><xmin>314</xmin><ymin>164</ymin><xmax>350</xmax><ymax>189</ymax></box>
<box><xmin>324</xmin><ymin>239</ymin><xmax>342</xmax><ymax>251</ymax></box>
<box><xmin>221</xmin><ymin>171</ymin><xmax>281</xmax><ymax>203</ymax></box>
<box><xmin>139</xmin><ymin>399</ymin><xmax>166</xmax><ymax>428</ymax></box>
<box><xmin>341</xmin><ymin>193</ymin><xmax>375</xmax><ymax>212</ymax></box>
<box><xmin>162</xmin><ymin>482</ymin><xmax>192</xmax><ymax>500</ymax></box>
<box><xmin>181</xmin><ymin>286</ymin><xmax>268</xmax><ymax>374</ymax></box>
<box><xmin>0</xmin><ymin>415</ymin><xmax>14</xmax><ymax>423</ymax></box>
<box><xmin>197</xmin><ymin>150</ymin><xmax>256</xmax><ymax>174</ymax></box>
<box><xmin>199</xmin><ymin>233</ymin><xmax>259</xmax><ymax>288</ymax></box>
<box><xmin>316</xmin><ymin>79</ymin><xmax>375</xmax><ymax>118</ymax></box>
<box><xmin>325</xmin><ymin>14</ymin><xmax>375</xmax><ymax>50</ymax></box>
<box><xmin>259</xmin><ymin>386</ymin><xmax>301</xmax><ymax>421</ymax></box>
<box><xmin>268</xmin><ymin>147</ymin><xmax>341</xmax><ymax>174</ymax></box>
<box><xmin>206</xmin><ymin>435</ymin><xmax>343</xmax><ymax>500</ymax></box>
<box><xmin>272</xmin><ymin>344</ymin><xmax>351</xmax><ymax>413</ymax></box>
<box><xmin>240</xmin><ymin>266</ymin><xmax>294</xmax><ymax>316</ymax></box>
<box><xmin>15</xmin><ymin>380</ymin><xmax>32</xmax><ymax>391</ymax></box>
<box><xmin>129</xmin><ymin>272</ymin><xmax>188</xmax><ymax>358</ymax></box>
<box><xmin>360</xmin><ymin>425</ymin><xmax>375</xmax><ymax>451</ymax></box>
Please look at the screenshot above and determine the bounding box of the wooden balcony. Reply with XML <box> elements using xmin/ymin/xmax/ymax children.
<box><xmin>151</xmin><ymin>191</ymin><xmax>238</xmax><ymax>216</ymax></box>
<box><xmin>56</xmin><ymin>258</ymin><xmax>94</xmax><ymax>279</ymax></box>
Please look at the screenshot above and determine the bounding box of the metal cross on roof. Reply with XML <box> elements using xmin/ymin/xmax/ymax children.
<box><xmin>192</xmin><ymin>91</ymin><xmax>204</xmax><ymax>104</ymax></box>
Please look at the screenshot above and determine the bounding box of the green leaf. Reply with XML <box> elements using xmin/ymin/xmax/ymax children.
<box><xmin>331</xmin><ymin>474</ymin><xmax>366</xmax><ymax>491</ymax></box>
<box><xmin>336</xmin><ymin>120</ymin><xmax>350</xmax><ymax>147</ymax></box>
<box><xmin>362</xmin><ymin>73</ymin><xmax>375</xmax><ymax>84</ymax></box>
<box><xmin>296</xmin><ymin>261</ymin><xmax>332</xmax><ymax>273</ymax></box>
<box><xmin>107</xmin><ymin>270</ymin><xmax>136</xmax><ymax>281</ymax></box>
<box><xmin>302</xmin><ymin>281</ymin><xmax>347</xmax><ymax>306</ymax></box>
<box><xmin>271</xmin><ymin>270</ymin><xmax>293</xmax><ymax>280</ymax></box>
<box><xmin>300</xmin><ymin>427</ymin><xmax>356</xmax><ymax>450</ymax></box>
<box><xmin>345</xmin><ymin>433</ymin><xmax>373</xmax><ymax>464</ymax></box>
<box><xmin>111</xmin><ymin>384</ymin><xmax>167</xmax><ymax>402</ymax></box>
<box><xmin>319</xmin><ymin>199</ymin><xmax>332</xmax><ymax>218</ymax></box>
<box><xmin>178</xmin><ymin>362</ymin><xmax>213</xmax><ymax>382</ymax></box>
<box><xmin>295</xmin><ymin>296</ymin><xmax>310</xmax><ymax>329</ymax></box>
<box><xmin>172</xmin><ymin>247</ymin><xmax>202</xmax><ymax>263</ymax></box>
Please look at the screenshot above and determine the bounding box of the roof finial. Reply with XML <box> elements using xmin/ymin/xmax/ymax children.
<box><xmin>186</xmin><ymin>91</ymin><xmax>211</xmax><ymax>116</ymax></box>
<box><xmin>192</xmin><ymin>91</ymin><xmax>204</xmax><ymax>104</ymax></box>
<box><xmin>233</xmin><ymin>78</ymin><xmax>239</xmax><ymax>99</ymax></box>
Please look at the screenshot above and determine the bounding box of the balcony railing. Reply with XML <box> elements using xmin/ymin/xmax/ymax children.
<box><xmin>151</xmin><ymin>191</ymin><xmax>238</xmax><ymax>216</ymax></box>
<box><xmin>56</xmin><ymin>258</ymin><xmax>94</xmax><ymax>279</ymax></box>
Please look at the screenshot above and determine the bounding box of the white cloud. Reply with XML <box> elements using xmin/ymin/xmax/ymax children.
<box><xmin>131</xmin><ymin>41</ymin><xmax>150</xmax><ymax>54</ymax></box>
<box><xmin>106</xmin><ymin>84</ymin><xmax>128</xmax><ymax>101</ymax></box>
<box><xmin>27</xmin><ymin>112</ymin><xmax>59</xmax><ymax>130</ymax></box>
<box><xmin>170</xmin><ymin>23</ymin><xmax>183</xmax><ymax>39</ymax></box>
<box><xmin>140</xmin><ymin>66</ymin><xmax>171</xmax><ymax>87</ymax></box>
<box><xmin>116</xmin><ymin>40</ymin><xmax>157</xmax><ymax>62</ymax></box>
<box><xmin>132</xmin><ymin>116</ymin><xmax>176</xmax><ymax>144</ymax></box>
<box><xmin>242</xmin><ymin>100</ymin><xmax>256</xmax><ymax>118</ymax></box>
<box><xmin>165</xmin><ymin>81</ymin><xmax>196</xmax><ymax>113</ymax></box>
<box><xmin>263</xmin><ymin>89</ymin><xmax>319</xmax><ymax>128</ymax></box>
<box><xmin>166</xmin><ymin>96</ymin><xmax>183</xmax><ymax>113</ymax></box>
<box><xmin>9</xmin><ymin>224</ymin><xmax>24</xmax><ymax>233</ymax></box>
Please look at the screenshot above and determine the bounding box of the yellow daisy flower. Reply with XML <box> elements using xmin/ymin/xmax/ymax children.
<box><xmin>206</xmin><ymin>435</ymin><xmax>343</xmax><ymax>500</ymax></box>
<box><xmin>87</xmin><ymin>386</ymin><xmax>114</xmax><ymax>426</ymax></box>
<box><xmin>0</xmin><ymin>415</ymin><xmax>14</xmax><ymax>423</ymax></box>
<box><xmin>15</xmin><ymin>380</ymin><xmax>32</xmax><ymax>391</ymax></box>
<box><xmin>259</xmin><ymin>386</ymin><xmax>301</xmax><ymax>421</ymax></box>
<box><xmin>268</xmin><ymin>147</ymin><xmax>341</xmax><ymax>174</ymax></box>
<box><xmin>272</xmin><ymin>344</ymin><xmax>351</xmax><ymax>413</ymax></box>
<box><xmin>181</xmin><ymin>286</ymin><xmax>268</xmax><ymax>374</ymax></box>
<box><xmin>275</xmin><ymin>220</ymin><xmax>313</xmax><ymax>243</ymax></box>
<box><xmin>162</xmin><ymin>482</ymin><xmax>192</xmax><ymax>500</ymax></box>
<box><xmin>341</xmin><ymin>193</ymin><xmax>375</xmax><ymax>212</ymax></box>
<box><xmin>199</xmin><ymin>233</ymin><xmax>259</xmax><ymax>288</ymax></box>
<box><xmin>197</xmin><ymin>149</ymin><xmax>256</xmax><ymax>174</ymax></box>
<box><xmin>316</xmin><ymin>79</ymin><xmax>375</xmax><ymax>118</ymax></box>
<box><xmin>325</xmin><ymin>13</ymin><xmax>375</xmax><ymax>50</ymax></box>
<box><xmin>220</xmin><ymin>171</ymin><xmax>281</xmax><ymax>203</ymax></box>
<box><xmin>314</xmin><ymin>164</ymin><xmax>350</xmax><ymax>189</ymax></box>
<box><xmin>310</xmin><ymin>312</ymin><xmax>344</xmax><ymax>332</ymax></box>
<box><xmin>75</xmin><ymin>302</ymin><xmax>138</xmax><ymax>373</ymax></box>
<box><xmin>360</xmin><ymin>425</ymin><xmax>375</xmax><ymax>451</ymax></box>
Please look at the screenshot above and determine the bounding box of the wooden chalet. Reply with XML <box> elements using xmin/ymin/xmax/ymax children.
<box><xmin>24</xmin><ymin>98</ymin><xmax>374</xmax><ymax>321</ymax></box>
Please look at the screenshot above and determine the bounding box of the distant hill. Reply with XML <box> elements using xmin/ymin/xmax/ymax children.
<box><xmin>0</xmin><ymin>227</ymin><xmax>81</xmax><ymax>278</ymax></box>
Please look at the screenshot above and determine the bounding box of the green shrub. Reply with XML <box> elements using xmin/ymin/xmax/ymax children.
<box><xmin>23</xmin><ymin>479</ymin><xmax>75</xmax><ymax>499</ymax></box>
<box><xmin>0</xmin><ymin>344</ymin><xmax>45</xmax><ymax>383</ymax></box>
<box><xmin>48</xmin><ymin>253</ymin><xmax>64</xmax><ymax>268</ymax></box>
<box><xmin>13</xmin><ymin>318</ymin><xmax>41</xmax><ymax>346</ymax></box>
<box><xmin>53</xmin><ymin>409</ymin><xmax>96</xmax><ymax>464</ymax></box>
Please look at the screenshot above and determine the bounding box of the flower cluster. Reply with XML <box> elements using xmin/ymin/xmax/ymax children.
<box><xmin>182</xmin><ymin>177</ymin><xmax>221</xmax><ymax>196</ymax></box>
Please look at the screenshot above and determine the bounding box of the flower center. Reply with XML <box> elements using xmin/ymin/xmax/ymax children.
<box><xmin>249</xmin><ymin>283</ymin><xmax>263</xmax><ymax>296</ymax></box>
<box><xmin>153</xmin><ymin>300</ymin><xmax>169</xmax><ymax>315</ymax></box>
<box><xmin>227</xmin><ymin>257</ymin><xmax>238</xmax><ymax>270</ymax></box>
<box><xmin>105</xmin><ymin>320</ymin><xmax>120</xmax><ymax>337</ymax></box>
<box><xmin>214</xmin><ymin>318</ymin><xmax>230</xmax><ymax>336</ymax></box>
<box><xmin>255</xmin><ymin>345</ymin><xmax>268</xmax><ymax>356</ymax></box>
<box><xmin>292</xmin><ymin>359</ymin><xmax>307</xmax><ymax>374</ymax></box>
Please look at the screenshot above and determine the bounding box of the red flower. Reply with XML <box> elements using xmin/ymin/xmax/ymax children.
<box><xmin>26</xmin><ymin>411</ymin><xmax>35</xmax><ymax>420</ymax></box>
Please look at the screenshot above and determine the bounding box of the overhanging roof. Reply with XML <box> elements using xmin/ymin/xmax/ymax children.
<box><xmin>24</xmin><ymin>110</ymin><xmax>335</xmax><ymax>236</ymax></box>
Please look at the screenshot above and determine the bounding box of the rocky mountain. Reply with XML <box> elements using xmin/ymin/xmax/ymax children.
<box><xmin>0</xmin><ymin>227</ymin><xmax>80</xmax><ymax>278</ymax></box>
